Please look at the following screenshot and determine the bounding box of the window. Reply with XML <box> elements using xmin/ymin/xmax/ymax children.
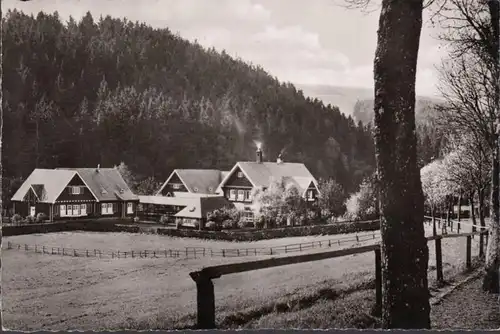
<box><xmin>72</xmin><ymin>204</ymin><xmax>80</xmax><ymax>216</ymax></box>
<box><xmin>127</xmin><ymin>202</ymin><xmax>133</xmax><ymax>214</ymax></box>
<box><xmin>70</xmin><ymin>186</ymin><xmax>82</xmax><ymax>195</ymax></box>
<box><xmin>172</xmin><ymin>184</ymin><xmax>181</xmax><ymax>190</ymax></box>
<box><xmin>101</xmin><ymin>203</ymin><xmax>113</xmax><ymax>215</ymax></box>
<box><xmin>241</xmin><ymin>211</ymin><xmax>254</xmax><ymax>222</ymax></box>
<box><xmin>229</xmin><ymin>189</ymin><xmax>236</xmax><ymax>200</ymax></box>
<box><xmin>308</xmin><ymin>190</ymin><xmax>314</xmax><ymax>200</ymax></box>
<box><xmin>101</xmin><ymin>187</ymin><xmax>108</xmax><ymax>195</ymax></box>
<box><xmin>60</xmin><ymin>205</ymin><xmax>67</xmax><ymax>217</ymax></box>
<box><xmin>244</xmin><ymin>190</ymin><xmax>251</xmax><ymax>202</ymax></box>
<box><xmin>237</xmin><ymin>172</ymin><xmax>243</xmax><ymax>178</ymax></box>
<box><xmin>80</xmin><ymin>204</ymin><xmax>87</xmax><ymax>216</ymax></box>
<box><xmin>237</xmin><ymin>190</ymin><xmax>244</xmax><ymax>201</ymax></box>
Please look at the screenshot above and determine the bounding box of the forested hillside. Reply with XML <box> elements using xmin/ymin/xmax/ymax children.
<box><xmin>2</xmin><ymin>10</ymin><xmax>376</xmax><ymax>204</ymax></box>
<box><xmin>353</xmin><ymin>97</ymin><xmax>446</xmax><ymax>167</ymax></box>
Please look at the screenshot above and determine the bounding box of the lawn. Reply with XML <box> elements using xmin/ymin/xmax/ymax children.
<box><xmin>2</xmin><ymin>222</ymin><xmax>481</xmax><ymax>330</ymax></box>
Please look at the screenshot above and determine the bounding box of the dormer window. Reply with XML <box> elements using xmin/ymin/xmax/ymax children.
<box><xmin>208</xmin><ymin>187</ymin><xmax>214</xmax><ymax>192</ymax></box>
<box><xmin>237</xmin><ymin>172</ymin><xmax>243</xmax><ymax>178</ymax></box>
<box><xmin>194</xmin><ymin>187</ymin><xmax>199</xmax><ymax>192</ymax></box>
<box><xmin>101</xmin><ymin>187</ymin><xmax>108</xmax><ymax>195</ymax></box>
<box><xmin>119</xmin><ymin>188</ymin><xmax>125</xmax><ymax>194</ymax></box>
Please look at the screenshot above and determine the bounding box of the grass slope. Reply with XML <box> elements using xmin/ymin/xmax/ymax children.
<box><xmin>3</xmin><ymin>224</ymin><xmax>480</xmax><ymax>330</ymax></box>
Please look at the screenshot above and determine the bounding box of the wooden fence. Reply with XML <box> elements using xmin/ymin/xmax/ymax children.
<box><xmin>4</xmin><ymin>231</ymin><xmax>382</xmax><ymax>259</ymax></box>
<box><xmin>188</xmin><ymin>230</ymin><xmax>487</xmax><ymax>329</ymax></box>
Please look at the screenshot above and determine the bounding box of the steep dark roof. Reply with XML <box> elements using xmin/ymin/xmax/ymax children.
<box><xmin>12</xmin><ymin>167</ymin><xmax>138</xmax><ymax>203</ymax></box>
<box><xmin>218</xmin><ymin>162</ymin><xmax>319</xmax><ymax>194</ymax></box>
<box><xmin>72</xmin><ymin>168</ymin><xmax>138</xmax><ymax>201</ymax></box>
<box><xmin>158</xmin><ymin>169</ymin><xmax>227</xmax><ymax>195</ymax></box>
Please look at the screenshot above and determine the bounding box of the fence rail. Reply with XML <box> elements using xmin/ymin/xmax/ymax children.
<box><xmin>4</xmin><ymin>231</ymin><xmax>383</xmax><ymax>259</ymax></box>
<box><xmin>188</xmin><ymin>230</ymin><xmax>488</xmax><ymax>329</ymax></box>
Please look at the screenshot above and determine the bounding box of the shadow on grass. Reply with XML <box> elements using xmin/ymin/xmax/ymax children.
<box><xmin>125</xmin><ymin>258</ymin><xmax>484</xmax><ymax>330</ymax></box>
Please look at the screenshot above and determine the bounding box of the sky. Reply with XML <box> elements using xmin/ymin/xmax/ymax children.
<box><xmin>4</xmin><ymin>0</ymin><xmax>447</xmax><ymax>97</ymax></box>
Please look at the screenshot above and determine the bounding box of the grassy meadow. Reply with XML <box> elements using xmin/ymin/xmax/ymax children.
<box><xmin>2</xmin><ymin>222</ymin><xmax>480</xmax><ymax>330</ymax></box>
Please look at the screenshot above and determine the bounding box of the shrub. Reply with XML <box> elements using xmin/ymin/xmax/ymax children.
<box><xmin>12</xmin><ymin>214</ymin><xmax>22</xmax><ymax>224</ymax></box>
<box><xmin>36</xmin><ymin>212</ymin><xmax>48</xmax><ymax>223</ymax></box>
<box><xmin>253</xmin><ymin>216</ymin><xmax>265</xmax><ymax>229</ymax></box>
<box><xmin>207</xmin><ymin>207</ymin><xmax>240</xmax><ymax>224</ymax></box>
<box><xmin>237</xmin><ymin>218</ymin><xmax>254</xmax><ymax>229</ymax></box>
<box><xmin>193</xmin><ymin>220</ymin><xmax>200</xmax><ymax>230</ymax></box>
<box><xmin>160</xmin><ymin>215</ymin><xmax>169</xmax><ymax>224</ymax></box>
<box><xmin>133</xmin><ymin>216</ymin><xmax>140</xmax><ymax>223</ymax></box>
<box><xmin>25</xmin><ymin>215</ymin><xmax>35</xmax><ymax>224</ymax></box>
<box><xmin>222</xmin><ymin>219</ymin><xmax>236</xmax><ymax>230</ymax></box>
<box><xmin>205</xmin><ymin>221</ymin><xmax>217</xmax><ymax>230</ymax></box>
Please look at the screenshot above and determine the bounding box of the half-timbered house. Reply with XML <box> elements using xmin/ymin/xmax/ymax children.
<box><xmin>216</xmin><ymin>147</ymin><xmax>320</xmax><ymax>222</ymax></box>
<box><xmin>11</xmin><ymin>165</ymin><xmax>139</xmax><ymax>221</ymax></box>
<box><xmin>156</xmin><ymin>169</ymin><xmax>229</xmax><ymax>196</ymax></box>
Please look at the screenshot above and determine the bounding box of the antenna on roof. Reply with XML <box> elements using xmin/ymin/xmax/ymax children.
<box><xmin>96</xmin><ymin>164</ymin><xmax>100</xmax><ymax>172</ymax></box>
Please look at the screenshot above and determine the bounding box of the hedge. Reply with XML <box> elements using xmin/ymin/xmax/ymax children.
<box><xmin>3</xmin><ymin>218</ymin><xmax>137</xmax><ymax>236</ymax></box>
<box><xmin>156</xmin><ymin>220</ymin><xmax>380</xmax><ymax>241</ymax></box>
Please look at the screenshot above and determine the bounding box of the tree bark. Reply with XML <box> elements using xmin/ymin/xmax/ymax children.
<box><xmin>479</xmin><ymin>187</ymin><xmax>486</xmax><ymax>259</ymax></box>
<box><xmin>373</xmin><ymin>0</ymin><xmax>429</xmax><ymax>328</ymax></box>
<box><xmin>484</xmin><ymin>0</ymin><xmax>500</xmax><ymax>294</ymax></box>
<box><xmin>431</xmin><ymin>205</ymin><xmax>437</xmax><ymax>237</ymax></box>
<box><xmin>470</xmin><ymin>191</ymin><xmax>477</xmax><ymax>234</ymax></box>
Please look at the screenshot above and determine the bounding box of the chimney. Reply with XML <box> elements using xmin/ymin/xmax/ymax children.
<box><xmin>277</xmin><ymin>154</ymin><xmax>283</xmax><ymax>164</ymax></box>
<box><xmin>256</xmin><ymin>147</ymin><xmax>263</xmax><ymax>163</ymax></box>
<box><xmin>96</xmin><ymin>164</ymin><xmax>100</xmax><ymax>172</ymax></box>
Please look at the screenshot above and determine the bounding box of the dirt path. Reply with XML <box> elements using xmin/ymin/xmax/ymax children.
<box><xmin>431</xmin><ymin>275</ymin><xmax>499</xmax><ymax>330</ymax></box>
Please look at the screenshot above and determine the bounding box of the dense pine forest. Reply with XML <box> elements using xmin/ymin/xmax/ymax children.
<box><xmin>2</xmin><ymin>10</ymin><xmax>378</xmax><ymax>205</ymax></box>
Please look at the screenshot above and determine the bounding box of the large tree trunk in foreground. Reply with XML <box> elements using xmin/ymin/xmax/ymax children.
<box><xmin>478</xmin><ymin>188</ymin><xmax>486</xmax><ymax>258</ymax></box>
<box><xmin>432</xmin><ymin>205</ymin><xmax>437</xmax><ymax>237</ymax></box>
<box><xmin>373</xmin><ymin>0</ymin><xmax>430</xmax><ymax>329</ymax></box>
<box><xmin>470</xmin><ymin>191</ymin><xmax>476</xmax><ymax>234</ymax></box>
<box><xmin>484</xmin><ymin>0</ymin><xmax>500</xmax><ymax>294</ymax></box>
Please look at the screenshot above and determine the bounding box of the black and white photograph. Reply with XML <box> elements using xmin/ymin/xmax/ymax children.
<box><xmin>1</xmin><ymin>0</ymin><xmax>500</xmax><ymax>331</ymax></box>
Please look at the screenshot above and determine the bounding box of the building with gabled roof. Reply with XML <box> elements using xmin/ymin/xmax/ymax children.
<box><xmin>11</xmin><ymin>165</ymin><xmax>139</xmax><ymax>221</ymax></box>
<box><xmin>215</xmin><ymin>147</ymin><xmax>320</xmax><ymax>222</ymax></box>
<box><xmin>156</xmin><ymin>169</ymin><xmax>228</xmax><ymax>196</ymax></box>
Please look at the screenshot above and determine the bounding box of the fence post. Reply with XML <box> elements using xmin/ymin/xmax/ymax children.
<box><xmin>466</xmin><ymin>235</ymin><xmax>472</xmax><ymax>270</ymax></box>
<box><xmin>7</xmin><ymin>242</ymin><xmax>11</xmax><ymax>249</ymax></box>
<box><xmin>43</xmin><ymin>246</ymin><xmax>46</xmax><ymax>254</ymax></box>
<box><xmin>190</xmin><ymin>273</ymin><xmax>216</xmax><ymax>329</ymax></box>
<box><xmin>435</xmin><ymin>237</ymin><xmax>444</xmax><ymax>284</ymax></box>
<box><xmin>73</xmin><ymin>249</ymin><xmax>77</xmax><ymax>257</ymax></box>
<box><xmin>374</xmin><ymin>247</ymin><xmax>382</xmax><ymax>315</ymax></box>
